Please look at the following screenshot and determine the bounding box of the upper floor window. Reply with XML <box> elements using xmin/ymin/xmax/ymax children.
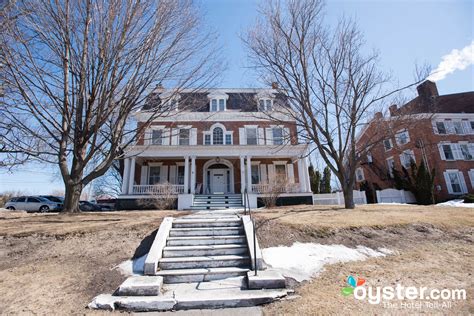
<box><xmin>400</xmin><ymin>149</ymin><xmax>416</xmax><ymax>168</ymax></box>
<box><xmin>152</xmin><ymin>129</ymin><xmax>163</xmax><ymax>145</ymax></box>
<box><xmin>395</xmin><ymin>130</ymin><xmax>410</xmax><ymax>146</ymax></box>
<box><xmin>441</xmin><ymin>144</ymin><xmax>454</xmax><ymax>160</ymax></box>
<box><xmin>383</xmin><ymin>139</ymin><xmax>393</xmax><ymax>151</ymax></box>
<box><xmin>213</xmin><ymin>127</ymin><xmax>224</xmax><ymax>144</ymax></box>
<box><xmin>210</xmin><ymin>98</ymin><xmax>226</xmax><ymax>112</ymax></box>
<box><xmin>258</xmin><ymin>99</ymin><xmax>273</xmax><ymax>111</ymax></box>
<box><xmin>273</xmin><ymin>127</ymin><xmax>284</xmax><ymax>145</ymax></box>
<box><xmin>460</xmin><ymin>144</ymin><xmax>473</xmax><ymax>160</ymax></box>
<box><xmin>453</xmin><ymin>121</ymin><xmax>463</xmax><ymax>134</ymax></box>
<box><xmin>386</xmin><ymin>157</ymin><xmax>395</xmax><ymax>178</ymax></box>
<box><xmin>204</xmin><ymin>124</ymin><xmax>232</xmax><ymax>145</ymax></box>
<box><xmin>179</xmin><ymin>129</ymin><xmax>190</xmax><ymax>145</ymax></box>
<box><xmin>246</xmin><ymin>128</ymin><xmax>257</xmax><ymax>145</ymax></box>
<box><xmin>367</xmin><ymin>151</ymin><xmax>373</xmax><ymax>163</ymax></box>
<box><xmin>355</xmin><ymin>167</ymin><xmax>364</xmax><ymax>182</ymax></box>
<box><xmin>443</xmin><ymin>170</ymin><xmax>467</xmax><ymax>195</ymax></box>
<box><xmin>436</xmin><ymin>121</ymin><xmax>446</xmax><ymax>134</ymax></box>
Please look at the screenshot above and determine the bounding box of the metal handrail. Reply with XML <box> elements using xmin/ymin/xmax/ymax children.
<box><xmin>244</xmin><ymin>188</ymin><xmax>257</xmax><ymax>276</ymax></box>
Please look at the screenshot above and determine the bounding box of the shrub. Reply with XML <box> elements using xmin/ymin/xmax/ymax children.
<box><xmin>462</xmin><ymin>194</ymin><xmax>474</xmax><ymax>204</ymax></box>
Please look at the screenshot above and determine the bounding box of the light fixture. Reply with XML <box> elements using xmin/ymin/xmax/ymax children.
<box><xmin>216</xmin><ymin>157</ymin><xmax>220</xmax><ymax>163</ymax></box>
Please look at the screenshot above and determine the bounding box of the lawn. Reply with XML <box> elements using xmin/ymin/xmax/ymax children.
<box><xmin>0</xmin><ymin>205</ymin><xmax>472</xmax><ymax>315</ymax></box>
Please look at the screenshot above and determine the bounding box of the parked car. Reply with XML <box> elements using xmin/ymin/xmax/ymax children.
<box><xmin>79</xmin><ymin>200</ymin><xmax>103</xmax><ymax>212</ymax></box>
<box><xmin>40</xmin><ymin>196</ymin><xmax>64</xmax><ymax>211</ymax></box>
<box><xmin>4</xmin><ymin>196</ymin><xmax>62</xmax><ymax>212</ymax></box>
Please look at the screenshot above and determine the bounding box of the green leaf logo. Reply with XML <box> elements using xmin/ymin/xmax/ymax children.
<box><xmin>341</xmin><ymin>287</ymin><xmax>354</xmax><ymax>296</ymax></box>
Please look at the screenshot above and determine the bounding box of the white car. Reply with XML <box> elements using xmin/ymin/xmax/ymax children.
<box><xmin>4</xmin><ymin>196</ymin><xmax>61</xmax><ymax>212</ymax></box>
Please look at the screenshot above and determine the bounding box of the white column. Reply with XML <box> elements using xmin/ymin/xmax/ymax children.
<box><xmin>128</xmin><ymin>157</ymin><xmax>136</xmax><ymax>194</ymax></box>
<box><xmin>298</xmin><ymin>158</ymin><xmax>305</xmax><ymax>193</ymax></box>
<box><xmin>190</xmin><ymin>156</ymin><xmax>196</xmax><ymax>194</ymax></box>
<box><xmin>303</xmin><ymin>157</ymin><xmax>311</xmax><ymax>192</ymax></box>
<box><xmin>246</xmin><ymin>156</ymin><xmax>252</xmax><ymax>193</ymax></box>
<box><xmin>183</xmin><ymin>156</ymin><xmax>189</xmax><ymax>194</ymax></box>
<box><xmin>121</xmin><ymin>158</ymin><xmax>130</xmax><ymax>194</ymax></box>
<box><xmin>240</xmin><ymin>156</ymin><xmax>246</xmax><ymax>193</ymax></box>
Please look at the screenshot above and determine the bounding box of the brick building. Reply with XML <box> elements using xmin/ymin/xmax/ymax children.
<box><xmin>356</xmin><ymin>80</ymin><xmax>474</xmax><ymax>202</ymax></box>
<box><xmin>117</xmin><ymin>88</ymin><xmax>313</xmax><ymax>210</ymax></box>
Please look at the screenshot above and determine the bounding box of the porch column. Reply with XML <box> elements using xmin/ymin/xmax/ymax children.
<box><xmin>303</xmin><ymin>157</ymin><xmax>311</xmax><ymax>192</ymax></box>
<box><xmin>190</xmin><ymin>156</ymin><xmax>196</xmax><ymax>194</ymax></box>
<box><xmin>298</xmin><ymin>158</ymin><xmax>305</xmax><ymax>193</ymax></box>
<box><xmin>184</xmin><ymin>156</ymin><xmax>189</xmax><ymax>194</ymax></box>
<box><xmin>246</xmin><ymin>156</ymin><xmax>252</xmax><ymax>193</ymax></box>
<box><xmin>121</xmin><ymin>158</ymin><xmax>130</xmax><ymax>194</ymax></box>
<box><xmin>128</xmin><ymin>157</ymin><xmax>136</xmax><ymax>194</ymax></box>
<box><xmin>240</xmin><ymin>156</ymin><xmax>246</xmax><ymax>193</ymax></box>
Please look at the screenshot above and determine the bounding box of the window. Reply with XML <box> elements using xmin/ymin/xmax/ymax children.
<box><xmin>16</xmin><ymin>197</ymin><xmax>26</xmax><ymax>202</ymax></box>
<box><xmin>251</xmin><ymin>165</ymin><xmax>260</xmax><ymax>184</ymax></box>
<box><xmin>386</xmin><ymin>157</ymin><xmax>395</xmax><ymax>178</ymax></box>
<box><xmin>179</xmin><ymin>129</ymin><xmax>190</xmax><ymax>145</ymax></box>
<box><xmin>219</xmin><ymin>99</ymin><xmax>225</xmax><ymax>111</ymax></box>
<box><xmin>151</xmin><ymin>129</ymin><xmax>163</xmax><ymax>145</ymax></box>
<box><xmin>453</xmin><ymin>121</ymin><xmax>464</xmax><ymax>134</ymax></box>
<box><xmin>469</xmin><ymin>170</ymin><xmax>474</xmax><ymax>189</ymax></box>
<box><xmin>383</xmin><ymin>139</ymin><xmax>393</xmax><ymax>151</ymax></box>
<box><xmin>211</xmin><ymin>99</ymin><xmax>218</xmax><ymax>112</ymax></box>
<box><xmin>395</xmin><ymin>130</ymin><xmax>410</xmax><ymax>145</ymax></box>
<box><xmin>246</xmin><ymin>128</ymin><xmax>257</xmax><ymax>145</ymax></box>
<box><xmin>275</xmin><ymin>164</ymin><xmax>286</xmax><ymax>183</ymax></box>
<box><xmin>471</xmin><ymin>121</ymin><xmax>474</xmax><ymax>132</ymax></box>
<box><xmin>355</xmin><ymin>168</ymin><xmax>365</xmax><ymax>182</ymax></box>
<box><xmin>273</xmin><ymin>127</ymin><xmax>283</xmax><ymax>145</ymax></box>
<box><xmin>168</xmin><ymin>99</ymin><xmax>178</xmax><ymax>111</ymax></box>
<box><xmin>460</xmin><ymin>144</ymin><xmax>473</xmax><ymax>160</ymax></box>
<box><xmin>442</xmin><ymin>144</ymin><xmax>454</xmax><ymax>160</ymax></box>
<box><xmin>258</xmin><ymin>99</ymin><xmax>273</xmax><ymax>111</ymax></box>
<box><xmin>400</xmin><ymin>150</ymin><xmax>416</xmax><ymax>168</ymax></box>
<box><xmin>204</xmin><ymin>134</ymin><xmax>211</xmax><ymax>145</ymax></box>
<box><xmin>177</xmin><ymin>166</ymin><xmax>185</xmax><ymax>185</ymax></box>
<box><xmin>367</xmin><ymin>151</ymin><xmax>373</xmax><ymax>163</ymax></box>
<box><xmin>149</xmin><ymin>166</ymin><xmax>161</xmax><ymax>185</ymax></box>
<box><xmin>213</xmin><ymin>127</ymin><xmax>224</xmax><ymax>145</ymax></box>
<box><xmin>225</xmin><ymin>134</ymin><xmax>232</xmax><ymax>145</ymax></box>
<box><xmin>444</xmin><ymin>171</ymin><xmax>467</xmax><ymax>195</ymax></box>
<box><xmin>210</xmin><ymin>98</ymin><xmax>226</xmax><ymax>112</ymax></box>
<box><xmin>27</xmin><ymin>197</ymin><xmax>40</xmax><ymax>203</ymax></box>
<box><xmin>436</xmin><ymin>121</ymin><xmax>446</xmax><ymax>134</ymax></box>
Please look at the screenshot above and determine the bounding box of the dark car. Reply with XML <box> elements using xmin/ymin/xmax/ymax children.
<box><xmin>79</xmin><ymin>201</ymin><xmax>102</xmax><ymax>211</ymax></box>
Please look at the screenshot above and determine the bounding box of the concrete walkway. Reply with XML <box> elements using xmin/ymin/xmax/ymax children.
<box><xmin>135</xmin><ymin>306</ymin><xmax>262</xmax><ymax>316</ymax></box>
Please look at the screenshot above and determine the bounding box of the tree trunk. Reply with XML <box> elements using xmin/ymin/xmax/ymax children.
<box><xmin>63</xmin><ymin>182</ymin><xmax>83</xmax><ymax>213</ymax></box>
<box><xmin>342</xmin><ymin>181</ymin><xmax>355</xmax><ymax>209</ymax></box>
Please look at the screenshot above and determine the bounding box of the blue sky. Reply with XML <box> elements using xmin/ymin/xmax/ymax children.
<box><xmin>1</xmin><ymin>0</ymin><xmax>473</xmax><ymax>194</ymax></box>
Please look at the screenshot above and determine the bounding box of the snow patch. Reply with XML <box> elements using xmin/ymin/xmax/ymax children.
<box><xmin>436</xmin><ymin>199</ymin><xmax>474</xmax><ymax>208</ymax></box>
<box><xmin>115</xmin><ymin>254</ymin><xmax>147</xmax><ymax>276</ymax></box>
<box><xmin>262</xmin><ymin>242</ymin><xmax>391</xmax><ymax>282</ymax></box>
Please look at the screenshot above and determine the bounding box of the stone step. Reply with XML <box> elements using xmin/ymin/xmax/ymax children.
<box><xmin>156</xmin><ymin>267</ymin><xmax>250</xmax><ymax>283</ymax></box>
<box><xmin>194</xmin><ymin>195</ymin><xmax>242</xmax><ymax>198</ymax></box>
<box><xmin>189</xmin><ymin>206</ymin><xmax>244</xmax><ymax>211</ymax></box>
<box><xmin>169</xmin><ymin>227</ymin><xmax>244</xmax><ymax>237</ymax></box>
<box><xmin>159</xmin><ymin>255</ymin><xmax>250</xmax><ymax>269</ymax></box>
<box><xmin>163</xmin><ymin>244</ymin><xmax>248</xmax><ymax>257</ymax></box>
<box><xmin>194</xmin><ymin>197</ymin><xmax>242</xmax><ymax>201</ymax></box>
<box><xmin>116</xmin><ymin>276</ymin><xmax>163</xmax><ymax>296</ymax></box>
<box><xmin>166</xmin><ymin>235</ymin><xmax>246</xmax><ymax>246</ymax></box>
<box><xmin>193</xmin><ymin>201</ymin><xmax>242</xmax><ymax>205</ymax></box>
<box><xmin>172</xmin><ymin>218</ymin><xmax>242</xmax><ymax>228</ymax></box>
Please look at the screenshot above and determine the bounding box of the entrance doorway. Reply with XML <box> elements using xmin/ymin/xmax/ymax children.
<box><xmin>210</xmin><ymin>169</ymin><xmax>228</xmax><ymax>194</ymax></box>
<box><xmin>203</xmin><ymin>160</ymin><xmax>234</xmax><ymax>194</ymax></box>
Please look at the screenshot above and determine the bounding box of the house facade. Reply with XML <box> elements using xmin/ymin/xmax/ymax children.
<box><xmin>356</xmin><ymin>80</ymin><xmax>474</xmax><ymax>202</ymax></box>
<box><xmin>117</xmin><ymin>87</ymin><xmax>313</xmax><ymax>210</ymax></box>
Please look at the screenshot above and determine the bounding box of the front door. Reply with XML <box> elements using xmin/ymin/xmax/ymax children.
<box><xmin>210</xmin><ymin>169</ymin><xmax>228</xmax><ymax>194</ymax></box>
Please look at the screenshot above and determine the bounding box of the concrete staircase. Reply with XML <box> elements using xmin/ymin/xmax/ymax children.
<box><xmin>156</xmin><ymin>214</ymin><xmax>251</xmax><ymax>283</ymax></box>
<box><xmin>190</xmin><ymin>194</ymin><xmax>243</xmax><ymax>210</ymax></box>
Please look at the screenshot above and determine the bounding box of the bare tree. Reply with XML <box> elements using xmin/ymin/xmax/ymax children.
<box><xmin>0</xmin><ymin>0</ymin><xmax>219</xmax><ymax>212</ymax></box>
<box><xmin>244</xmin><ymin>0</ymin><xmax>427</xmax><ymax>209</ymax></box>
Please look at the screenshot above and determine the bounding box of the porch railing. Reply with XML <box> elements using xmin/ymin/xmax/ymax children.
<box><xmin>251</xmin><ymin>183</ymin><xmax>300</xmax><ymax>194</ymax></box>
<box><xmin>132</xmin><ymin>184</ymin><xmax>184</xmax><ymax>195</ymax></box>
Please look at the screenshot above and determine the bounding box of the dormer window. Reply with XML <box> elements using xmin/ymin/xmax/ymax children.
<box><xmin>258</xmin><ymin>98</ymin><xmax>273</xmax><ymax>111</ymax></box>
<box><xmin>210</xmin><ymin>98</ymin><xmax>226</xmax><ymax>112</ymax></box>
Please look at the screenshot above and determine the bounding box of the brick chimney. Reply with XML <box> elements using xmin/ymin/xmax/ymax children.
<box><xmin>271</xmin><ymin>82</ymin><xmax>279</xmax><ymax>89</ymax></box>
<box><xmin>416</xmin><ymin>80</ymin><xmax>439</xmax><ymax>99</ymax></box>
<box><xmin>389</xmin><ymin>104</ymin><xmax>398</xmax><ymax>117</ymax></box>
<box><xmin>374</xmin><ymin>112</ymin><xmax>383</xmax><ymax>119</ymax></box>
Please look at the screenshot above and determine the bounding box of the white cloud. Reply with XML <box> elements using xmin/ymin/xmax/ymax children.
<box><xmin>428</xmin><ymin>41</ymin><xmax>474</xmax><ymax>82</ymax></box>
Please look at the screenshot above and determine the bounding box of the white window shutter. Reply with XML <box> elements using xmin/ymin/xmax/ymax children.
<box><xmin>438</xmin><ymin>144</ymin><xmax>446</xmax><ymax>160</ymax></box>
<box><xmin>284</xmin><ymin>128</ymin><xmax>290</xmax><ymax>144</ymax></box>
<box><xmin>257</xmin><ymin>128</ymin><xmax>265</xmax><ymax>145</ymax></box>
<box><xmin>445</xmin><ymin>121</ymin><xmax>454</xmax><ymax>134</ymax></box>
<box><xmin>140</xmin><ymin>166</ymin><xmax>148</xmax><ymax>185</ymax></box>
<box><xmin>468</xmin><ymin>170</ymin><xmax>474</xmax><ymax>189</ymax></box>
<box><xmin>452</xmin><ymin>144</ymin><xmax>463</xmax><ymax>160</ymax></box>
<box><xmin>458</xmin><ymin>171</ymin><xmax>468</xmax><ymax>193</ymax></box>
<box><xmin>145</xmin><ymin>129</ymin><xmax>152</xmax><ymax>145</ymax></box>
<box><xmin>469</xmin><ymin>144</ymin><xmax>474</xmax><ymax>158</ymax></box>
<box><xmin>260</xmin><ymin>164</ymin><xmax>268</xmax><ymax>184</ymax></box>
<box><xmin>443</xmin><ymin>172</ymin><xmax>453</xmax><ymax>194</ymax></box>
<box><xmin>287</xmin><ymin>164</ymin><xmax>295</xmax><ymax>183</ymax></box>
<box><xmin>268</xmin><ymin>164</ymin><xmax>275</xmax><ymax>183</ymax></box>
<box><xmin>462</xmin><ymin>121</ymin><xmax>471</xmax><ymax>134</ymax></box>
<box><xmin>161</xmin><ymin>128</ymin><xmax>170</xmax><ymax>145</ymax></box>
<box><xmin>171</xmin><ymin>129</ymin><xmax>179</xmax><ymax>145</ymax></box>
<box><xmin>190</xmin><ymin>128</ymin><xmax>197</xmax><ymax>145</ymax></box>
<box><xmin>432</xmin><ymin>121</ymin><xmax>439</xmax><ymax>134</ymax></box>
<box><xmin>266</xmin><ymin>128</ymin><xmax>273</xmax><ymax>145</ymax></box>
<box><xmin>399</xmin><ymin>154</ymin><xmax>405</xmax><ymax>168</ymax></box>
<box><xmin>160</xmin><ymin>165</ymin><xmax>169</xmax><ymax>183</ymax></box>
<box><xmin>169</xmin><ymin>165</ymin><xmax>177</xmax><ymax>184</ymax></box>
<box><xmin>239</xmin><ymin>128</ymin><xmax>246</xmax><ymax>145</ymax></box>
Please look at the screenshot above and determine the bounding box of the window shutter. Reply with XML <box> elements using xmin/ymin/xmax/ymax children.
<box><xmin>145</xmin><ymin>129</ymin><xmax>152</xmax><ymax>145</ymax></box>
<box><xmin>239</xmin><ymin>128</ymin><xmax>246</xmax><ymax>145</ymax></box>
<box><xmin>162</xmin><ymin>128</ymin><xmax>170</xmax><ymax>145</ymax></box>
<box><xmin>190</xmin><ymin>128</ymin><xmax>197</xmax><ymax>145</ymax></box>
<box><xmin>169</xmin><ymin>165</ymin><xmax>177</xmax><ymax>184</ymax></box>
<box><xmin>287</xmin><ymin>164</ymin><xmax>295</xmax><ymax>183</ymax></box>
<box><xmin>458</xmin><ymin>171</ymin><xmax>468</xmax><ymax>193</ymax></box>
<box><xmin>468</xmin><ymin>170</ymin><xmax>474</xmax><ymax>189</ymax></box>
<box><xmin>284</xmin><ymin>128</ymin><xmax>290</xmax><ymax>144</ymax></box>
<box><xmin>469</xmin><ymin>144</ymin><xmax>474</xmax><ymax>158</ymax></box>
<box><xmin>140</xmin><ymin>166</ymin><xmax>148</xmax><ymax>185</ymax></box>
<box><xmin>438</xmin><ymin>144</ymin><xmax>446</xmax><ymax>160</ymax></box>
<box><xmin>443</xmin><ymin>172</ymin><xmax>453</xmax><ymax>194</ymax></box>
<box><xmin>265</xmin><ymin>128</ymin><xmax>273</xmax><ymax>145</ymax></box>
<box><xmin>171</xmin><ymin>128</ymin><xmax>179</xmax><ymax>145</ymax></box>
<box><xmin>445</xmin><ymin>121</ymin><xmax>454</xmax><ymax>134</ymax></box>
<box><xmin>462</xmin><ymin>121</ymin><xmax>471</xmax><ymax>135</ymax></box>
<box><xmin>257</xmin><ymin>128</ymin><xmax>265</xmax><ymax>145</ymax></box>
<box><xmin>452</xmin><ymin>144</ymin><xmax>463</xmax><ymax>160</ymax></box>
<box><xmin>160</xmin><ymin>165</ymin><xmax>169</xmax><ymax>183</ymax></box>
<box><xmin>432</xmin><ymin>121</ymin><xmax>439</xmax><ymax>134</ymax></box>
<box><xmin>267</xmin><ymin>164</ymin><xmax>275</xmax><ymax>183</ymax></box>
<box><xmin>260</xmin><ymin>164</ymin><xmax>268</xmax><ymax>184</ymax></box>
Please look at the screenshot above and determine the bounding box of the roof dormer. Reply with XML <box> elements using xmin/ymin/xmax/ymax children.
<box><xmin>256</xmin><ymin>90</ymin><xmax>276</xmax><ymax>112</ymax></box>
<box><xmin>207</xmin><ymin>91</ymin><xmax>229</xmax><ymax>112</ymax></box>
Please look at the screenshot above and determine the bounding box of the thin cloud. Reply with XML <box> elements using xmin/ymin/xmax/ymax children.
<box><xmin>428</xmin><ymin>41</ymin><xmax>474</xmax><ymax>81</ymax></box>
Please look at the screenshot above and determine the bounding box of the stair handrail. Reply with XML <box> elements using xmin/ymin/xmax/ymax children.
<box><xmin>244</xmin><ymin>188</ymin><xmax>258</xmax><ymax>276</ymax></box>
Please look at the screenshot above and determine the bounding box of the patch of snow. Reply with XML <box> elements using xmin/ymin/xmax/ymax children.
<box><xmin>377</xmin><ymin>202</ymin><xmax>409</xmax><ymax>205</ymax></box>
<box><xmin>377</xmin><ymin>247</ymin><xmax>394</xmax><ymax>255</ymax></box>
<box><xmin>115</xmin><ymin>254</ymin><xmax>147</xmax><ymax>276</ymax></box>
<box><xmin>436</xmin><ymin>199</ymin><xmax>474</xmax><ymax>208</ymax></box>
<box><xmin>262</xmin><ymin>242</ymin><xmax>390</xmax><ymax>282</ymax></box>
